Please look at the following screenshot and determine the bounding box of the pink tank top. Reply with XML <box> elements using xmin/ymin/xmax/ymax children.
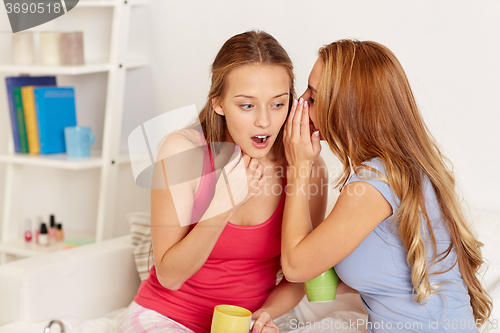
<box><xmin>135</xmin><ymin>139</ymin><xmax>285</xmax><ymax>333</ymax></box>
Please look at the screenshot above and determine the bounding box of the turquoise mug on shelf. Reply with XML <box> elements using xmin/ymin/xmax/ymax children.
<box><xmin>64</xmin><ymin>126</ymin><xmax>95</xmax><ymax>158</ymax></box>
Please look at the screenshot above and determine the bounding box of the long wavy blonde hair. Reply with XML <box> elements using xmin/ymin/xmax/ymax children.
<box><xmin>316</xmin><ymin>39</ymin><xmax>492</xmax><ymax>324</ymax></box>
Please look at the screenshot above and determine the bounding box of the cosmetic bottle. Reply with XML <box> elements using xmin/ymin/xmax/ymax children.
<box><xmin>24</xmin><ymin>218</ymin><xmax>32</xmax><ymax>242</ymax></box>
<box><xmin>39</xmin><ymin>223</ymin><xmax>49</xmax><ymax>246</ymax></box>
<box><xmin>55</xmin><ymin>223</ymin><xmax>64</xmax><ymax>241</ymax></box>
<box><xmin>49</xmin><ymin>214</ymin><xmax>57</xmax><ymax>239</ymax></box>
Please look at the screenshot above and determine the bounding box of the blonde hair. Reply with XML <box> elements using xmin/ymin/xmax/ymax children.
<box><xmin>198</xmin><ymin>30</ymin><xmax>295</xmax><ymax>165</ymax></box>
<box><xmin>316</xmin><ymin>39</ymin><xmax>492</xmax><ymax>324</ymax></box>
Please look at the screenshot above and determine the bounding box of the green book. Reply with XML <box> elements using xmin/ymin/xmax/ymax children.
<box><xmin>13</xmin><ymin>87</ymin><xmax>29</xmax><ymax>153</ymax></box>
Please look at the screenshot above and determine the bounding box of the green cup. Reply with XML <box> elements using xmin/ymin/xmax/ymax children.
<box><xmin>304</xmin><ymin>267</ymin><xmax>339</xmax><ymax>302</ymax></box>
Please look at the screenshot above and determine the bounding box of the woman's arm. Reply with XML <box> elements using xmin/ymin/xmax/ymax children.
<box><xmin>151</xmin><ymin>133</ymin><xmax>229</xmax><ymax>290</ymax></box>
<box><xmin>281</xmin><ymin>100</ymin><xmax>392</xmax><ymax>283</ymax></box>
<box><xmin>308</xmin><ymin>155</ymin><xmax>329</xmax><ymax>229</ymax></box>
<box><xmin>152</xmin><ymin>133</ymin><xmax>265</xmax><ymax>290</ymax></box>
<box><xmin>252</xmin><ymin>158</ymin><xmax>329</xmax><ymax>332</ymax></box>
<box><xmin>252</xmin><ymin>278</ymin><xmax>304</xmax><ymax>322</ymax></box>
<box><xmin>282</xmin><ymin>179</ymin><xmax>391</xmax><ymax>283</ymax></box>
<box><xmin>151</xmin><ymin>183</ymin><xmax>235</xmax><ymax>290</ymax></box>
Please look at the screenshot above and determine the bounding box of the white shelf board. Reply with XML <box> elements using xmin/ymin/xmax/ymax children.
<box><xmin>0</xmin><ymin>151</ymin><xmax>103</xmax><ymax>170</ymax></box>
<box><xmin>0</xmin><ymin>58</ymin><xmax>148</xmax><ymax>75</ymax></box>
<box><xmin>77</xmin><ymin>0</ymin><xmax>116</xmax><ymax>7</ymax></box>
<box><xmin>0</xmin><ymin>230</ymin><xmax>95</xmax><ymax>258</ymax></box>
<box><xmin>0</xmin><ymin>151</ymin><xmax>131</xmax><ymax>170</ymax></box>
<box><xmin>0</xmin><ymin>62</ymin><xmax>111</xmax><ymax>75</ymax></box>
<box><xmin>77</xmin><ymin>0</ymin><xmax>149</xmax><ymax>7</ymax></box>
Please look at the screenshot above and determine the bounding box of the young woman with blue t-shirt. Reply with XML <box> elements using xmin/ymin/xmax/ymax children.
<box><xmin>281</xmin><ymin>40</ymin><xmax>492</xmax><ymax>332</ymax></box>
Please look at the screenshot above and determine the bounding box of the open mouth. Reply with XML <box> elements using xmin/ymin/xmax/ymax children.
<box><xmin>251</xmin><ymin>135</ymin><xmax>270</xmax><ymax>144</ymax></box>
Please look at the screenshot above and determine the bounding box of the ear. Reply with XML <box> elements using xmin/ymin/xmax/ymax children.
<box><xmin>212</xmin><ymin>97</ymin><xmax>225</xmax><ymax>116</ymax></box>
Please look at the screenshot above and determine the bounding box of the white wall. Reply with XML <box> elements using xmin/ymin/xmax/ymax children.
<box><xmin>0</xmin><ymin>0</ymin><xmax>498</xmax><ymax>240</ymax></box>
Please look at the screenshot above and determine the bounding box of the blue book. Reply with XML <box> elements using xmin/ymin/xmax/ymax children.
<box><xmin>5</xmin><ymin>76</ymin><xmax>57</xmax><ymax>152</ymax></box>
<box><xmin>34</xmin><ymin>87</ymin><xmax>77</xmax><ymax>154</ymax></box>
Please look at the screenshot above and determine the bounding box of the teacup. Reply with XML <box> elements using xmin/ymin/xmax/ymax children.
<box><xmin>304</xmin><ymin>267</ymin><xmax>339</xmax><ymax>302</ymax></box>
<box><xmin>211</xmin><ymin>304</ymin><xmax>252</xmax><ymax>333</ymax></box>
<box><xmin>64</xmin><ymin>126</ymin><xmax>95</xmax><ymax>158</ymax></box>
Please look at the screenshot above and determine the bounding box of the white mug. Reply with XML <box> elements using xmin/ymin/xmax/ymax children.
<box><xmin>40</xmin><ymin>31</ymin><xmax>61</xmax><ymax>66</ymax></box>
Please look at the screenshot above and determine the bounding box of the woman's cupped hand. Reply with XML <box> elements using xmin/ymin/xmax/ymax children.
<box><xmin>283</xmin><ymin>98</ymin><xmax>321</xmax><ymax>173</ymax></box>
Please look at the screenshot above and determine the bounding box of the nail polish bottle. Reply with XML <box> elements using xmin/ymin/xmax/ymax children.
<box><xmin>24</xmin><ymin>218</ymin><xmax>32</xmax><ymax>242</ymax></box>
<box><xmin>49</xmin><ymin>214</ymin><xmax>57</xmax><ymax>239</ymax></box>
<box><xmin>39</xmin><ymin>223</ymin><xmax>49</xmax><ymax>246</ymax></box>
<box><xmin>55</xmin><ymin>223</ymin><xmax>64</xmax><ymax>241</ymax></box>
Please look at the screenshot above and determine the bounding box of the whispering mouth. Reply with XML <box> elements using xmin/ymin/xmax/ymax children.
<box><xmin>252</xmin><ymin>135</ymin><xmax>270</xmax><ymax>144</ymax></box>
<box><xmin>309</xmin><ymin>119</ymin><xmax>317</xmax><ymax>134</ymax></box>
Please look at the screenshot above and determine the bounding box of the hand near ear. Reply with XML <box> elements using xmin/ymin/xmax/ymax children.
<box><xmin>283</xmin><ymin>99</ymin><xmax>321</xmax><ymax>171</ymax></box>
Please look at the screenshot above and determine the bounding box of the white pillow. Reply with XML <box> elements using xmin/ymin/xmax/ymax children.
<box><xmin>127</xmin><ymin>212</ymin><xmax>153</xmax><ymax>281</ymax></box>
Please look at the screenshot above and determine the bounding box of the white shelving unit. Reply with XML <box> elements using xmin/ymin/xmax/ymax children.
<box><xmin>0</xmin><ymin>0</ymin><xmax>147</xmax><ymax>263</ymax></box>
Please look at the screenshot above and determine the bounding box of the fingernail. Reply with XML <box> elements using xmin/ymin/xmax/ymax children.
<box><xmin>304</xmin><ymin>101</ymin><xmax>308</xmax><ymax>107</ymax></box>
<box><xmin>299</xmin><ymin>97</ymin><xmax>303</xmax><ymax>104</ymax></box>
<box><xmin>293</xmin><ymin>99</ymin><xmax>298</xmax><ymax>106</ymax></box>
<box><xmin>252</xmin><ymin>330</ymin><xmax>259</xmax><ymax>333</ymax></box>
<box><xmin>314</xmin><ymin>131</ymin><xmax>320</xmax><ymax>137</ymax></box>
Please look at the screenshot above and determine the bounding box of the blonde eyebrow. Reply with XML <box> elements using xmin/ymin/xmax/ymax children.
<box><xmin>234</xmin><ymin>92</ymin><xmax>289</xmax><ymax>99</ymax></box>
<box><xmin>234</xmin><ymin>94</ymin><xmax>254</xmax><ymax>98</ymax></box>
<box><xmin>273</xmin><ymin>92</ymin><xmax>289</xmax><ymax>98</ymax></box>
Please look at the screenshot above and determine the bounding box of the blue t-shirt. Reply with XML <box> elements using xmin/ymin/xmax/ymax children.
<box><xmin>335</xmin><ymin>158</ymin><xmax>477</xmax><ymax>333</ymax></box>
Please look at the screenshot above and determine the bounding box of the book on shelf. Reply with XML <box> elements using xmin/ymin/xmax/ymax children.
<box><xmin>65</xmin><ymin>237</ymin><xmax>95</xmax><ymax>249</ymax></box>
<box><xmin>21</xmin><ymin>86</ymin><xmax>41</xmax><ymax>154</ymax></box>
<box><xmin>12</xmin><ymin>87</ymin><xmax>28</xmax><ymax>153</ymax></box>
<box><xmin>4</xmin><ymin>76</ymin><xmax>57</xmax><ymax>153</ymax></box>
<box><xmin>34</xmin><ymin>87</ymin><xmax>77</xmax><ymax>154</ymax></box>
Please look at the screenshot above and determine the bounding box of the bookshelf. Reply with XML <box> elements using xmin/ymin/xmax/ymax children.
<box><xmin>0</xmin><ymin>0</ymin><xmax>148</xmax><ymax>263</ymax></box>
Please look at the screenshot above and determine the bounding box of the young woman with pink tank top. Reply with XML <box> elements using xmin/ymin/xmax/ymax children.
<box><xmin>119</xmin><ymin>31</ymin><xmax>328</xmax><ymax>333</ymax></box>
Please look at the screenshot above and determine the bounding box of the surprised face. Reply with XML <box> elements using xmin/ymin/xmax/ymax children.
<box><xmin>213</xmin><ymin>63</ymin><xmax>290</xmax><ymax>161</ymax></box>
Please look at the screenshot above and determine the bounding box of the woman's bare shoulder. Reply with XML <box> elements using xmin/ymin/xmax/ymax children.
<box><xmin>155</xmin><ymin>128</ymin><xmax>205</xmax><ymax>162</ymax></box>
